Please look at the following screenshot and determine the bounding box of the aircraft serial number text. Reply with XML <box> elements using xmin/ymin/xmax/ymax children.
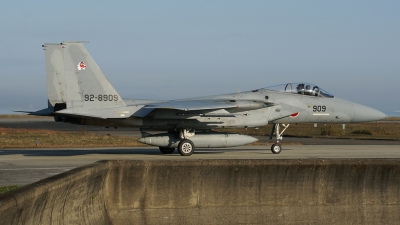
<box><xmin>84</xmin><ymin>94</ymin><xmax>119</xmax><ymax>102</ymax></box>
<box><xmin>313</xmin><ymin>105</ymin><xmax>326</xmax><ymax>112</ymax></box>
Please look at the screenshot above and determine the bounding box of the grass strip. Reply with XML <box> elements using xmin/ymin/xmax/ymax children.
<box><xmin>216</xmin><ymin>122</ymin><xmax>400</xmax><ymax>140</ymax></box>
<box><xmin>0</xmin><ymin>185</ymin><xmax>19</xmax><ymax>194</ymax></box>
<box><xmin>0</xmin><ymin>127</ymin><xmax>147</xmax><ymax>148</ymax></box>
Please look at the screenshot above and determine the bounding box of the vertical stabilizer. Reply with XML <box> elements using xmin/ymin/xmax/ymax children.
<box><xmin>43</xmin><ymin>41</ymin><xmax>126</xmax><ymax>111</ymax></box>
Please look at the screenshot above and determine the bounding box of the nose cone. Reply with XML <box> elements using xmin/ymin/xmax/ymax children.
<box><xmin>353</xmin><ymin>103</ymin><xmax>387</xmax><ymax>122</ymax></box>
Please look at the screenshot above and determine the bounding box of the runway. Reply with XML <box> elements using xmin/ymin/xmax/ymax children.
<box><xmin>1</xmin><ymin>145</ymin><xmax>400</xmax><ymax>186</ymax></box>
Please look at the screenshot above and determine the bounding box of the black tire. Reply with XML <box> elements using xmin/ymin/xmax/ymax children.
<box><xmin>178</xmin><ymin>139</ymin><xmax>195</xmax><ymax>156</ymax></box>
<box><xmin>271</xmin><ymin>143</ymin><xmax>282</xmax><ymax>154</ymax></box>
<box><xmin>159</xmin><ymin>147</ymin><xmax>175</xmax><ymax>154</ymax></box>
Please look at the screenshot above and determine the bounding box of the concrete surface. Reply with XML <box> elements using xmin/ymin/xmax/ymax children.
<box><xmin>1</xmin><ymin>159</ymin><xmax>400</xmax><ymax>224</ymax></box>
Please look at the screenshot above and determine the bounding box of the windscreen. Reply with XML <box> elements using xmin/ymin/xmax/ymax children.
<box><xmin>264</xmin><ymin>83</ymin><xmax>334</xmax><ymax>98</ymax></box>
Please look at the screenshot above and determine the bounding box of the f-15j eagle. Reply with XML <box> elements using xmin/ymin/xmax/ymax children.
<box><xmin>27</xmin><ymin>41</ymin><xmax>386</xmax><ymax>156</ymax></box>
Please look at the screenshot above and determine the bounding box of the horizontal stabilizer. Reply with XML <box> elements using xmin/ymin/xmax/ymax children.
<box><xmin>54</xmin><ymin>105</ymin><xmax>148</xmax><ymax>119</ymax></box>
<box><xmin>14</xmin><ymin>108</ymin><xmax>54</xmax><ymax>116</ymax></box>
<box><xmin>54</xmin><ymin>110</ymin><xmax>108</xmax><ymax>119</ymax></box>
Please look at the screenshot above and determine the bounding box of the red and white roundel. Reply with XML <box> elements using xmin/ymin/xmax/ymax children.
<box><xmin>290</xmin><ymin>112</ymin><xmax>299</xmax><ymax>118</ymax></box>
<box><xmin>77</xmin><ymin>62</ymin><xmax>87</xmax><ymax>70</ymax></box>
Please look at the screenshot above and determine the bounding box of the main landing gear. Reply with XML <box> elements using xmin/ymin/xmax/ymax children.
<box><xmin>177</xmin><ymin>139</ymin><xmax>195</xmax><ymax>156</ymax></box>
<box><xmin>178</xmin><ymin>129</ymin><xmax>195</xmax><ymax>156</ymax></box>
<box><xmin>158</xmin><ymin>129</ymin><xmax>195</xmax><ymax>156</ymax></box>
<box><xmin>268</xmin><ymin>123</ymin><xmax>290</xmax><ymax>154</ymax></box>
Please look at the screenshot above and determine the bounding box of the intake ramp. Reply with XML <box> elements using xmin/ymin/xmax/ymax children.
<box><xmin>1</xmin><ymin>159</ymin><xmax>400</xmax><ymax>224</ymax></box>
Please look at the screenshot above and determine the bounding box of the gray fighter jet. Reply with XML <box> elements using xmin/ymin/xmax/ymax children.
<box><xmin>28</xmin><ymin>41</ymin><xmax>386</xmax><ymax>156</ymax></box>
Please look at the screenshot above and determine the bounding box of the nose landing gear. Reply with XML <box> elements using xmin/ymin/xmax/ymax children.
<box><xmin>268</xmin><ymin>123</ymin><xmax>290</xmax><ymax>154</ymax></box>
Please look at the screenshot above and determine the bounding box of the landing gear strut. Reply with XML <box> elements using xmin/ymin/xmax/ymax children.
<box><xmin>268</xmin><ymin>123</ymin><xmax>290</xmax><ymax>154</ymax></box>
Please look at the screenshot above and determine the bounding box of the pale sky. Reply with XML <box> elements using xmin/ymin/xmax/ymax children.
<box><xmin>1</xmin><ymin>1</ymin><xmax>399</xmax><ymax>115</ymax></box>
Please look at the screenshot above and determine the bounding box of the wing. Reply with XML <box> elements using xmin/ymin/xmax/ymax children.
<box><xmin>143</xmin><ymin>100</ymin><xmax>239</xmax><ymax>111</ymax></box>
<box><xmin>25</xmin><ymin>100</ymin><xmax>268</xmax><ymax>119</ymax></box>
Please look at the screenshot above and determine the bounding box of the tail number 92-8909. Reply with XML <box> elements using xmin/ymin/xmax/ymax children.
<box><xmin>84</xmin><ymin>94</ymin><xmax>119</xmax><ymax>102</ymax></box>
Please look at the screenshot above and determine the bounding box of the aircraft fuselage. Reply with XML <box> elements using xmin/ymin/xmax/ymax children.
<box><xmin>59</xmin><ymin>88</ymin><xmax>384</xmax><ymax>130</ymax></box>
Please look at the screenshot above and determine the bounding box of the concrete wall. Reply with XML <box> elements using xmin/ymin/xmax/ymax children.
<box><xmin>0</xmin><ymin>161</ymin><xmax>112</xmax><ymax>225</ymax></box>
<box><xmin>1</xmin><ymin>159</ymin><xmax>400</xmax><ymax>224</ymax></box>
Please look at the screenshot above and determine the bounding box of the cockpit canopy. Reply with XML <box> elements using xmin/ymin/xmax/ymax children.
<box><xmin>264</xmin><ymin>83</ymin><xmax>334</xmax><ymax>98</ymax></box>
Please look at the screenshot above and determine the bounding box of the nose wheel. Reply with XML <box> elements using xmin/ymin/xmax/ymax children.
<box><xmin>271</xmin><ymin>143</ymin><xmax>282</xmax><ymax>154</ymax></box>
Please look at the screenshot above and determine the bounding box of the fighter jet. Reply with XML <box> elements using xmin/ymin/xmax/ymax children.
<box><xmin>28</xmin><ymin>41</ymin><xmax>386</xmax><ymax>156</ymax></box>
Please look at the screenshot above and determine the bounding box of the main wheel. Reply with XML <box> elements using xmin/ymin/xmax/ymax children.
<box><xmin>159</xmin><ymin>147</ymin><xmax>175</xmax><ymax>154</ymax></box>
<box><xmin>271</xmin><ymin>143</ymin><xmax>282</xmax><ymax>154</ymax></box>
<box><xmin>178</xmin><ymin>139</ymin><xmax>195</xmax><ymax>156</ymax></box>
